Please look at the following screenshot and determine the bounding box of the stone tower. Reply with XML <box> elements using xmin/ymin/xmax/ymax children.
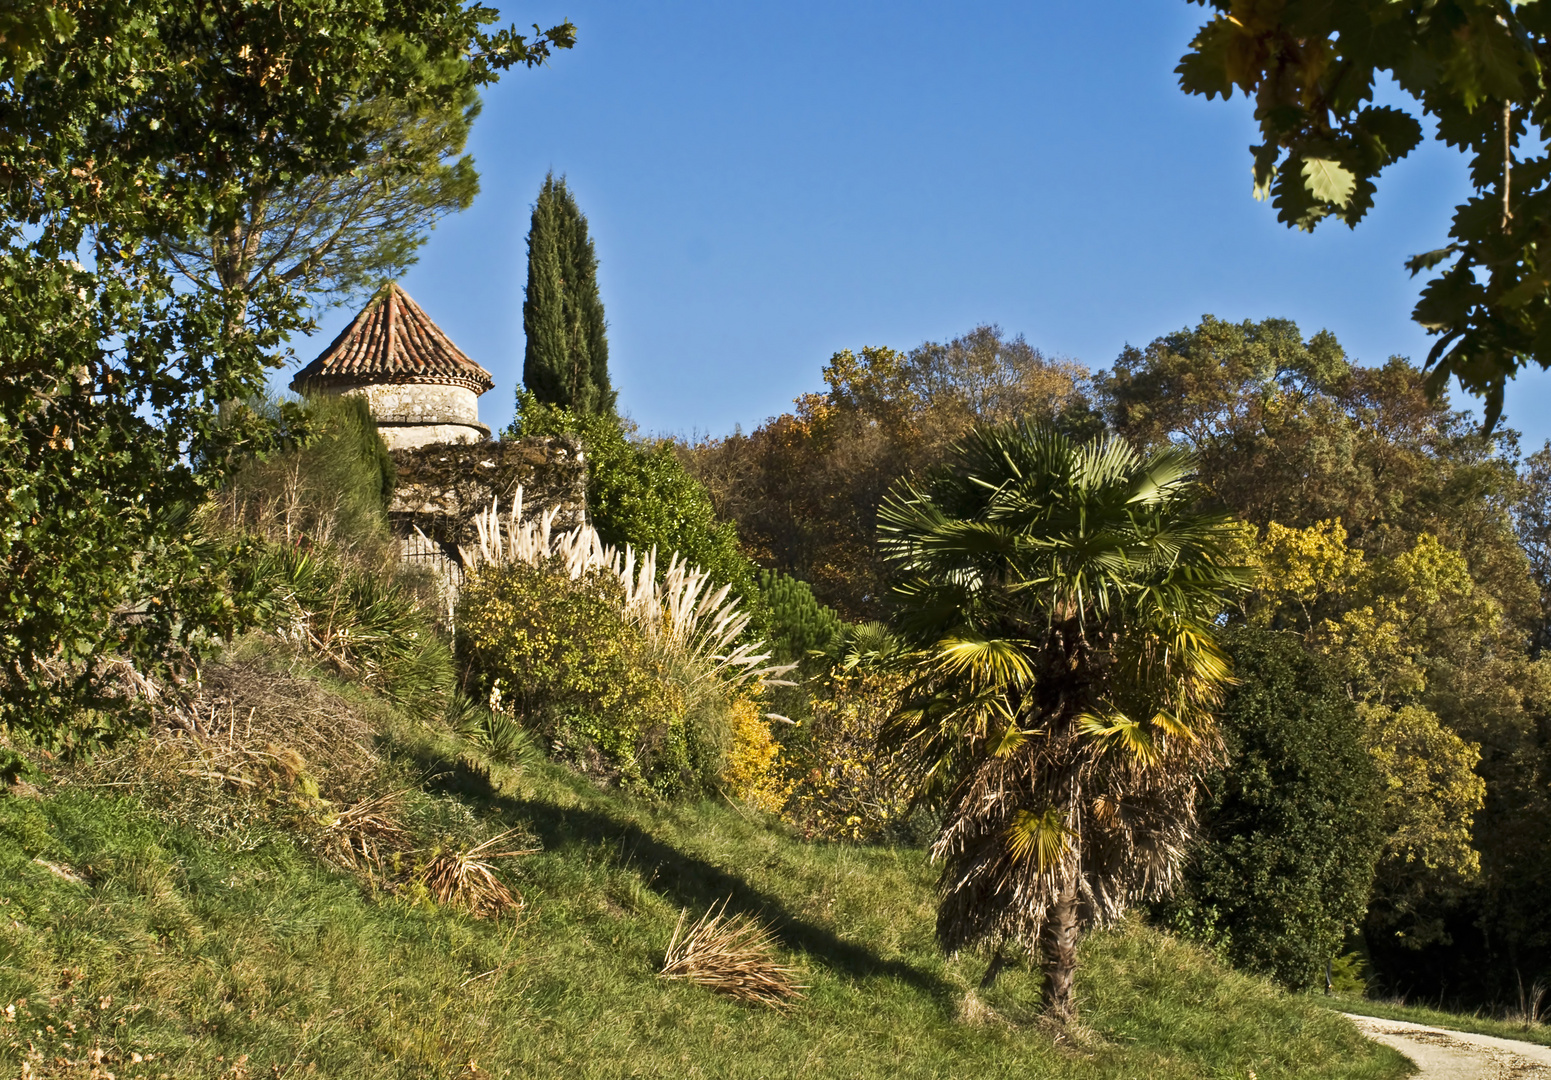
<box><xmin>289</xmin><ymin>282</ymin><xmax>494</xmax><ymax>451</ymax></box>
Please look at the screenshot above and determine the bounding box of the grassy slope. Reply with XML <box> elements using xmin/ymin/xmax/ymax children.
<box><xmin>0</xmin><ymin>710</ymin><xmax>1409</xmax><ymax>1080</ymax></box>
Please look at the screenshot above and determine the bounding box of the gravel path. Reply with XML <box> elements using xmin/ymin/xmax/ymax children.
<box><xmin>1345</xmin><ymin>1014</ymin><xmax>1551</xmax><ymax>1079</ymax></box>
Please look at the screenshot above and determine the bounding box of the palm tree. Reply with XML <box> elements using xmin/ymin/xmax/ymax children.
<box><xmin>876</xmin><ymin>422</ymin><xmax>1251</xmax><ymax>1023</ymax></box>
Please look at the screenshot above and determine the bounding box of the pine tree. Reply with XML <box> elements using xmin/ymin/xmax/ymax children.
<box><xmin>522</xmin><ymin>173</ymin><xmax>616</xmax><ymax>415</ymax></box>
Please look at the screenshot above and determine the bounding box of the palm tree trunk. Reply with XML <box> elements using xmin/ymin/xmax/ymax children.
<box><xmin>1040</xmin><ymin>881</ymin><xmax>1081</xmax><ymax>1022</ymax></box>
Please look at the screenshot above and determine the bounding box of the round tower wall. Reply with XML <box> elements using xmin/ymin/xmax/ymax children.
<box><xmin>339</xmin><ymin>383</ymin><xmax>482</xmax><ymax>427</ymax></box>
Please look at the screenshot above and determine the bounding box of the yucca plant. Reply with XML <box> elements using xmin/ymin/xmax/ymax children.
<box><xmin>263</xmin><ymin>543</ymin><xmax>453</xmax><ymax>721</ymax></box>
<box><xmin>660</xmin><ymin>899</ymin><xmax>805</xmax><ymax>1008</ymax></box>
<box><xmin>449</xmin><ymin>693</ymin><xmax>544</xmax><ymax>773</ymax></box>
<box><xmin>876</xmin><ymin>422</ymin><xmax>1251</xmax><ymax>1023</ymax></box>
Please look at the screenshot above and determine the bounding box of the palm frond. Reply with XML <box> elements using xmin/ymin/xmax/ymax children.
<box><xmin>1005</xmin><ymin>806</ymin><xmax>1074</xmax><ymax>870</ymax></box>
<box><xmin>930</xmin><ymin>634</ymin><xmax>1035</xmax><ymax>685</ymax></box>
<box><xmin>1076</xmin><ymin>711</ymin><xmax>1160</xmax><ymax>764</ymax></box>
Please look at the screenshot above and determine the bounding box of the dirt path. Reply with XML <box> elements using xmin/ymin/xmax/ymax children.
<box><xmin>1345</xmin><ymin>1014</ymin><xmax>1551</xmax><ymax>1079</ymax></box>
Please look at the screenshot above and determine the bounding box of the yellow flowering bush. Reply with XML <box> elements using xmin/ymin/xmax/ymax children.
<box><xmin>456</xmin><ymin>559</ymin><xmax>685</xmax><ymax>791</ymax></box>
<box><xmin>778</xmin><ymin>670</ymin><xmax>912</xmax><ymax>842</ymax></box>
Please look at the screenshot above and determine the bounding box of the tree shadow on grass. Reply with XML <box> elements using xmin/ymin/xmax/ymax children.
<box><xmin>415</xmin><ymin>751</ymin><xmax>956</xmax><ymax>1004</ymax></box>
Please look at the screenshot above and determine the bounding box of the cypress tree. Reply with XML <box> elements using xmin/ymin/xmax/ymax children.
<box><xmin>522</xmin><ymin>173</ymin><xmax>616</xmax><ymax>415</ymax></box>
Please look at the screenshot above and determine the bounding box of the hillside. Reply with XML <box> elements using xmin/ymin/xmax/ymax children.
<box><xmin>0</xmin><ymin>657</ymin><xmax>1407</xmax><ymax>1080</ymax></box>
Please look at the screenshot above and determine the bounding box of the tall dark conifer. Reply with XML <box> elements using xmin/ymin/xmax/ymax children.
<box><xmin>522</xmin><ymin>173</ymin><xmax>615</xmax><ymax>414</ymax></box>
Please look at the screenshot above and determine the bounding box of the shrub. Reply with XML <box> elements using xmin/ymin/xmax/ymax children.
<box><xmin>721</xmin><ymin>696</ymin><xmax>789</xmax><ymax>813</ymax></box>
<box><xmin>456</xmin><ymin>496</ymin><xmax>792</xmax><ymax>798</ymax></box>
<box><xmin>779</xmin><ymin>669</ymin><xmax>913</xmax><ymax>842</ymax></box>
<box><xmin>1160</xmin><ymin>628</ymin><xmax>1385</xmax><ymax>992</ymax></box>
<box><xmin>456</xmin><ymin>560</ymin><xmax>680</xmax><ymax>790</ymax></box>
<box><xmin>755</xmin><ymin>569</ymin><xmax>843</xmax><ymax>663</ymax></box>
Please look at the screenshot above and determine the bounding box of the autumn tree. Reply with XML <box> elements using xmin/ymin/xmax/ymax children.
<box><xmin>1247</xmin><ymin>521</ymin><xmax>1489</xmax><ymax>947</ymax></box>
<box><xmin>685</xmin><ymin>326</ymin><xmax>1094</xmax><ymax>617</ymax></box>
<box><xmin>1104</xmin><ymin>315</ymin><xmax>1551</xmax><ymax>998</ymax></box>
<box><xmin>1517</xmin><ymin>443</ymin><xmax>1551</xmax><ymax>656</ymax></box>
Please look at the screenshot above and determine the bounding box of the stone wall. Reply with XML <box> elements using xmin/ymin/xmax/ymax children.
<box><xmin>388</xmin><ymin>435</ymin><xmax>587</xmax><ymax>556</ymax></box>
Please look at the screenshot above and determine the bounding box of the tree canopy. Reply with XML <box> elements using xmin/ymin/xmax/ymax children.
<box><xmin>522</xmin><ymin>173</ymin><xmax>615</xmax><ymax>415</ymax></box>
<box><xmin>684</xmin><ymin>326</ymin><xmax>1097</xmax><ymax>618</ymax></box>
<box><xmin>1178</xmin><ymin>0</ymin><xmax>1551</xmax><ymax>428</ymax></box>
<box><xmin>1112</xmin><ymin>314</ymin><xmax>1551</xmax><ymax>999</ymax></box>
<box><xmin>1166</xmin><ymin>628</ymin><xmax>1385</xmax><ymax>993</ymax></box>
<box><xmin>0</xmin><ymin>1</ymin><xmax>573</xmax><ymax>746</ymax></box>
<box><xmin>162</xmin><ymin>92</ymin><xmax>484</xmax><ymax>321</ymax></box>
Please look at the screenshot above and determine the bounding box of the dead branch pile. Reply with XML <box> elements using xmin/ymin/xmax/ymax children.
<box><xmin>77</xmin><ymin>657</ymin><xmax>387</xmax><ymax>801</ymax></box>
<box><xmin>659</xmin><ymin>900</ymin><xmax>805</xmax><ymax>1008</ymax></box>
<box><xmin>64</xmin><ymin>658</ymin><xmax>398</xmax><ymax>862</ymax></box>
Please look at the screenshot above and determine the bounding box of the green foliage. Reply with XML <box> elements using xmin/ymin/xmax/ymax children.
<box><xmin>511</xmin><ymin>392</ymin><xmax>756</xmax><ymax>603</ymax></box>
<box><xmin>1177</xmin><ymin>3</ymin><xmax>1551</xmax><ymax>425</ymax></box>
<box><xmin>684</xmin><ymin>326</ymin><xmax>1096</xmax><ymax>618</ymax></box>
<box><xmin>748</xmin><ymin>568</ymin><xmax>845</xmax><ymax>729</ymax></box>
<box><xmin>1164</xmin><ymin>629</ymin><xmax>1385</xmax><ymax>992</ymax></box>
<box><xmin>450</xmin><ymin>694</ymin><xmax>545</xmax><ymax>773</ymax></box>
<box><xmin>262</xmin><ymin>545</ymin><xmax>454</xmax><ymax>724</ymax></box>
<box><xmin>455</xmin><ymin>560</ymin><xmax>716</xmax><ymax>795</ymax></box>
<box><xmin>1103</xmin><ymin>314</ymin><xmax>1551</xmax><ymax>1005</ymax></box>
<box><xmin>1517</xmin><ymin>441</ymin><xmax>1551</xmax><ymax>656</ymax></box>
<box><xmin>754</xmin><ymin>569</ymin><xmax>843</xmax><ymax>664</ymax></box>
<box><xmin>777</xmin><ymin>668</ymin><xmax>915</xmax><ymax>843</ymax></box>
<box><xmin>219</xmin><ymin>393</ymin><xmax>397</xmax><ymax>562</ymax></box>
<box><xmin>1246</xmin><ymin>520</ymin><xmax>1492</xmax><ymax>948</ymax></box>
<box><xmin>522</xmin><ymin>173</ymin><xmax>616</xmax><ymax>415</ymax></box>
<box><xmin>1101</xmin><ymin>315</ymin><xmax>1350</xmax><ymax>451</ymax></box>
<box><xmin>0</xmin><ymin>0</ymin><xmax>571</xmax><ymax>748</ymax></box>
<box><xmin>164</xmin><ymin>81</ymin><xmax>489</xmax><ymax>317</ymax></box>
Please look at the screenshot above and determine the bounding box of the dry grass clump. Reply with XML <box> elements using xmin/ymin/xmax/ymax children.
<box><xmin>659</xmin><ymin>899</ymin><xmax>805</xmax><ymax>1008</ymax></box>
<box><xmin>418</xmin><ymin>830</ymin><xmax>536</xmax><ymax>918</ymax></box>
<box><xmin>177</xmin><ymin>657</ymin><xmax>388</xmax><ymax>803</ymax></box>
<box><xmin>63</xmin><ymin>655</ymin><xmax>400</xmax><ymax>865</ymax></box>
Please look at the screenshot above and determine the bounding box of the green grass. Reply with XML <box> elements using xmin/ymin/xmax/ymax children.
<box><xmin>0</xmin><ymin>696</ymin><xmax>1410</xmax><ymax>1080</ymax></box>
<box><xmin>1322</xmin><ymin>994</ymin><xmax>1551</xmax><ymax>1048</ymax></box>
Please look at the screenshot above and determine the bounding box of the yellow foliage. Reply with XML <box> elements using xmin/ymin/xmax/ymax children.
<box><xmin>721</xmin><ymin>696</ymin><xmax>789</xmax><ymax>814</ymax></box>
<box><xmin>1361</xmin><ymin>702</ymin><xmax>1484</xmax><ymax>880</ymax></box>
<box><xmin>1251</xmin><ymin>519</ymin><xmax>1365</xmax><ymax>626</ymax></box>
<box><xmin>1248</xmin><ymin>520</ymin><xmax>1495</xmax><ymax>918</ymax></box>
<box><xmin>779</xmin><ymin>671</ymin><xmax>913</xmax><ymax>842</ymax></box>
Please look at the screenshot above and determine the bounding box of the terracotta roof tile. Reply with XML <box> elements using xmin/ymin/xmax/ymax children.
<box><xmin>290</xmin><ymin>282</ymin><xmax>494</xmax><ymax>395</ymax></box>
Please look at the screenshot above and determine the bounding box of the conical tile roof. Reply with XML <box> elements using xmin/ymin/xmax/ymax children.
<box><xmin>290</xmin><ymin>282</ymin><xmax>494</xmax><ymax>395</ymax></box>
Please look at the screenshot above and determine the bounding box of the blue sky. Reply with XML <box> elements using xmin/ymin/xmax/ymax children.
<box><xmin>294</xmin><ymin>1</ymin><xmax>1551</xmax><ymax>450</ymax></box>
